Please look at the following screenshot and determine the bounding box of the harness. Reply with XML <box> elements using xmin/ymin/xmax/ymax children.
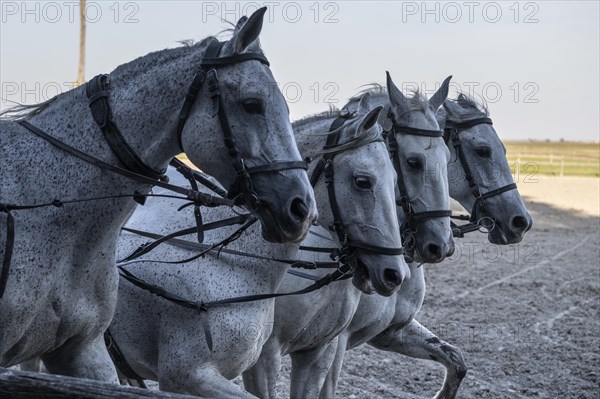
<box><xmin>0</xmin><ymin>39</ymin><xmax>307</xmax><ymax>298</ymax></box>
<box><xmin>106</xmin><ymin>112</ymin><xmax>406</xmax><ymax>380</ymax></box>
<box><xmin>443</xmin><ymin>117</ymin><xmax>518</xmax><ymax>237</ymax></box>
<box><xmin>383</xmin><ymin>111</ymin><xmax>452</xmax><ymax>255</ymax></box>
<box><xmin>117</xmin><ymin>113</ymin><xmax>406</xmax><ymax>305</ymax></box>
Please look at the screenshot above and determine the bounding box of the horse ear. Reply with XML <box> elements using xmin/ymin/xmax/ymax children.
<box><xmin>357</xmin><ymin>92</ymin><xmax>372</xmax><ymax>114</ymax></box>
<box><xmin>233</xmin><ymin>7</ymin><xmax>267</xmax><ymax>53</ymax></box>
<box><xmin>429</xmin><ymin>76</ymin><xmax>452</xmax><ymax>111</ymax></box>
<box><xmin>386</xmin><ymin>71</ymin><xmax>406</xmax><ymax>107</ymax></box>
<box><xmin>358</xmin><ymin>105</ymin><xmax>384</xmax><ymax>133</ymax></box>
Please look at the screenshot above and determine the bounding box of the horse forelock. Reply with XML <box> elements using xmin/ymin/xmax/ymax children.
<box><xmin>320</xmin><ymin>124</ymin><xmax>382</xmax><ymax>156</ymax></box>
<box><xmin>444</xmin><ymin>92</ymin><xmax>490</xmax><ymax>123</ymax></box>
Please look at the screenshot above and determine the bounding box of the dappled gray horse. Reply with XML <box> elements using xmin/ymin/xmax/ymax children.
<box><xmin>0</xmin><ymin>7</ymin><xmax>316</xmax><ymax>382</ymax></box>
<box><xmin>316</xmin><ymin>94</ymin><xmax>533</xmax><ymax>399</ymax></box>
<box><xmin>243</xmin><ymin>72</ymin><xmax>453</xmax><ymax>399</ymax></box>
<box><xmin>108</xmin><ymin>95</ymin><xmax>407</xmax><ymax>398</ymax></box>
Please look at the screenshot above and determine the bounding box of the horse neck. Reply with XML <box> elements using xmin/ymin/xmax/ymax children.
<box><xmin>105</xmin><ymin>46</ymin><xmax>203</xmax><ymax>170</ymax></box>
<box><xmin>26</xmin><ymin>45</ymin><xmax>203</xmax><ymax>175</ymax></box>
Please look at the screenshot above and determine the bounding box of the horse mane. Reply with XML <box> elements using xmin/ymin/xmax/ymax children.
<box><xmin>292</xmin><ymin>101</ymin><xmax>382</xmax><ymax>156</ymax></box>
<box><xmin>320</xmin><ymin>121</ymin><xmax>382</xmax><ymax>155</ymax></box>
<box><xmin>346</xmin><ymin>83</ymin><xmax>430</xmax><ymax>114</ymax></box>
<box><xmin>291</xmin><ymin>105</ymin><xmax>342</xmax><ymax>130</ymax></box>
<box><xmin>347</xmin><ymin>83</ymin><xmax>387</xmax><ymax>103</ymax></box>
<box><xmin>0</xmin><ymin>97</ymin><xmax>57</xmax><ymax>121</ymax></box>
<box><xmin>1</xmin><ymin>33</ymin><xmax>265</xmax><ymax>121</ymax></box>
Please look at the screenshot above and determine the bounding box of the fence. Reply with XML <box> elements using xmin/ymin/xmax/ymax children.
<box><xmin>506</xmin><ymin>152</ymin><xmax>600</xmax><ymax>178</ymax></box>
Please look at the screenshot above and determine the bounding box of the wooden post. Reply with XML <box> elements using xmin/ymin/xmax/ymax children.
<box><xmin>0</xmin><ymin>367</ymin><xmax>203</xmax><ymax>399</ymax></box>
<box><xmin>76</xmin><ymin>0</ymin><xmax>86</xmax><ymax>86</ymax></box>
<box><xmin>560</xmin><ymin>159</ymin><xmax>564</xmax><ymax>177</ymax></box>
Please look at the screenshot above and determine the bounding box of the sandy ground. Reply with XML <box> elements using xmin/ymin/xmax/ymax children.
<box><xmin>268</xmin><ymin>177</ymin><xmax>599</xmax><ymax>398</ymax></box>
<box><xmin>515</xmin><ymin>176</ymin><xmax>600</xmax><ymax>217</ymax></box>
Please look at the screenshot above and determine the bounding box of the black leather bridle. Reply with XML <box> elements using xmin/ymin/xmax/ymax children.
<box><xmin>173</xmin><ymin>39</ymin><xmax>308</xmax><ymax>211</ymax></box>
<box><xmin>444</xmin><ymin>117</ymin><xmax>518</xmax><ymax>230</ymax></box>
<box><xmin>309</xmin><ymin>113</ymin><xmax>405</xmax><ymax>268</ymax></box>
<box><xmin>384</xmin><ymin>111</ymin><xmax>452</xmax><ymax>253</ymax></box>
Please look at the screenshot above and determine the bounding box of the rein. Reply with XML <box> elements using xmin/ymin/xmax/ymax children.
<box><xmin>115</xmin><ymin>112</ymin><xmax>405</xmax><ymax>315</ymax></box>
<box><xmin>443</xmin><ymin>117</ymin><xmax>517</xmax><ymax>236</ymax></box>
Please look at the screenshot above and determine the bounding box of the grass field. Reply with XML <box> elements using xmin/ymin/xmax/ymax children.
<box><xmin>504</xmin><ymin>140</ymin><xmax>600</xmax><ymax>178</ymax></box>
<box><xmin>178</xmin><ymin>141</ymin><xmax>600</xmax><ymax>178</ymax></box>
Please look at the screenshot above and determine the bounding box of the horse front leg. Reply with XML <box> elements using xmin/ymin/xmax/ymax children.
<box><xmin>319</xmin><ymin>334</ymin><xmax>348</xmax><ymax>399</ymax></box>
<box><xmin>159</xmin><ymin>364</ymin><xmax>258</xmax><ymax>399</ymax></box>
<box><xmin>242</xmin><ymin>338</ymin><xmax>283</xmax><ymax>399</ymax></box>
<box><xmin>41</xmin><ymin>334</ymin><xmax>118</xmax><ymax>383</ymax></box>
<box><xmin>289</xmin><ymin>337</ymin><xmax>338</xmax><ymax>399</ymax></box>
<box><xmin>368</xmin><ymin>319</ymin><xmax>467</xmax><ymax>399</ymax></box>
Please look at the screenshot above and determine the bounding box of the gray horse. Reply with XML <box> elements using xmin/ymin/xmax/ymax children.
<box><xmin>242</xmin><ymin>72</ymin><xmax>453</xmax><ymax>399</ymax></box>
<box><xmin>315</xmin><ymin>94</ymin><xmax>533</xmax><ymax>399</ymax></box>
<box><xmin>0</xmin><ymin>7</ymin><xmax>315</xmax><ymax>382</ymax></box>
<box><xmin>108</xmin><ymin>94</ymin><xmax>407</xmax><ymax>398</ymax></box>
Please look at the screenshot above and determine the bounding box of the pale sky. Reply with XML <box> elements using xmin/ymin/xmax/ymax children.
<box><xmin>1</xmin><ymin>1</ymin><xmax>598</xmax><ymax>141</ymax></box>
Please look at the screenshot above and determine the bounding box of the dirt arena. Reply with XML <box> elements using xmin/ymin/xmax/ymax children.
<box><xmin>14</xmin><ymin>176</ymin><xmax>598</xmax><ymax>398</ymax></box>
<box><xmin>272</xmin><ymin>176</ymin><xmax>600</xmax><ymax>398</ymax></box>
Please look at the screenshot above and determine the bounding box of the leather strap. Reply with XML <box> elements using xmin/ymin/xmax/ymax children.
<box><xmin>444</xmin><ymin>117</ymin><xmax>517</xmax><ymax>227</ymax></box>
<box><xmin>18</xmin><ymin>121</ymin><xmax>233</xmax><ymax>208</ymax></box>
<box><xmin>104</xmin><ymin>329</ymin><xmax>146</xmax><ymax>385</ymax></box>
<box><xmin>120</xmin><ymin>226</ymin><xmax>339</xmax><ymax>270</ymax></box>
<box><xmin>87</xmin><ymin>74</ymin><xmax>166</xmax><ymax>180</ymax></box>
<box><xmin>393</xmin><ymin>124</ymin><xmax>444</xmax><ymax>138</ymax></box>
<box><xmin>119</xmin><ymin>214</ymin><xmax>251</xmax><ymax>262</ymax></box>
<box><xmin>0</xmin><ymin>207</ymin><xmax>14</xmax><ymax>298</ymax></box>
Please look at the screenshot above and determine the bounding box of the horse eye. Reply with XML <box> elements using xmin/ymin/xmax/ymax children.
<box><xmin>354</xmin><ymin>176</ymin><xmax>373</xmax><ymax>190</ymax></box>
<box><xmin>475</xmin><ymin>146</ymin><xmax>491</xmax><ymax>158</ymax></box>
<box><xmin>242</xmin><ymin>98</ymin><xmax>265</xmax><ymax>115</ymax></box>
<box><xmin>406</xmin><ymin>158</ymin><xmax>422</xmax><ymax>169</ymax></box>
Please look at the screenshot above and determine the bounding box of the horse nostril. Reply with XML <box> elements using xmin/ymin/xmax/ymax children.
<box><xmin>290</xmin><ymin>198</ymin><xmax>309</xmax><ymax>222</ymax></box>
<box><xmin>511</xmin><ymin>215</ymin><xmax>528</xmax><ymax>230</ymax></box>
<box><xmin>427</xmin><ymin>243</ymin><xmax>443</xmax><ymax>259</ymax></box>
<box><xmin>384</xmin><ymin>268</ymin><xmax>403</xmax><ymax>286</ymax></box>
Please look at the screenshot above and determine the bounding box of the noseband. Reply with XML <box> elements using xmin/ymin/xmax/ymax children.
<box><xmin>384</xmin><ymin>112</ymin><xmax>452</xmax><ymax>252</ymax></box>
<box><xmin>443</xmin><ymin>117</ymin><xmax>518</xmax><ymax>225</ymax></box>
<box><xmin>310</xmin><ymin>114</ymin><xmax>405</xmax><ymax>267</ymax></box>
